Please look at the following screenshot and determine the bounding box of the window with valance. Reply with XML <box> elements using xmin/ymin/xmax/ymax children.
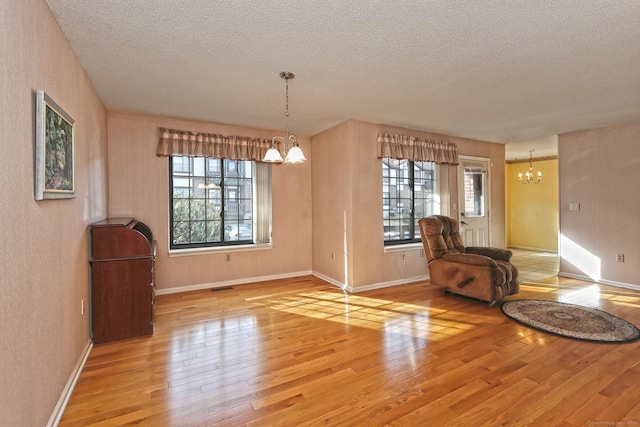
<box><xmin>378</xmin><ymin>133</ymin><xmax>457</xmax><ymax>246</ymax></box>
<box><xmin>157</xmin><ymin>128</ymin><xmax>272</xmax><ymax>249</ymax></box>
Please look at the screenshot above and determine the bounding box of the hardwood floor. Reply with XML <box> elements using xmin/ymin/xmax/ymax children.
<box><xmin>60</xmin><ymin>273</ymin><xmax>640</xmax><ymax>426</ymax></box>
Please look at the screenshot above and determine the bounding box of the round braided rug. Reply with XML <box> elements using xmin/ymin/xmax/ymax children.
<box><xmin>501</xmin><ymin>299</ymin><xmax>640</xmax><ymax>343</ymax></box>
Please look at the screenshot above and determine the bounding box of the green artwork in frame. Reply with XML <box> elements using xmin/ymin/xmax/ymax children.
<box><xmin>35</xmin><ymin>90</ymin><xmax>75</xmax><ymax>200</ymax></box>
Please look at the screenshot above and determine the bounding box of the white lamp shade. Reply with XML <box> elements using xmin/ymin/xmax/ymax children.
<box><xmin>284</xmin><ymin>145</ymin><xmax>306</xmax><ymax>164</ymax></box>
<box><xmin>263</xmin><ymin>147</ymin><xmax>284</xmax><ymax>163</ymax></box>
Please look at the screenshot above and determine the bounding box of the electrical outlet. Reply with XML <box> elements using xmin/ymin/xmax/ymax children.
<box><xmin>569</xmin><ymin>202</ymin><xmax>580</xmax><ymax>211</ymax></box>
<box><xmin>226</xmin><ymin>254</ymin><xmax>231</xmax><ymax>262</ymax></box>
<box><xmin>616</xmin><ymin>253</ymin><xmax>624</xmax><ymax>262</ymax></box>
<box><xmin>331</xmin><ymin>252</ymin><xmax>336</xmax><ymax>260</ymax></box>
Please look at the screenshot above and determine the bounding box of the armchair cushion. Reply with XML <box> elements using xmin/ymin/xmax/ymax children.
<box><xmin>441</xmin><ymin>252</ymin><xmax>495</xmax><ymax>267</ymax></box>
<box><xmin>466</xmin><ymin>246</ymin><xmax>513</xmax><ymax>262</ymax></box>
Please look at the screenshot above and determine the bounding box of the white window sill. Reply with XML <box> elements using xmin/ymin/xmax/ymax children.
<box><xmin>384</xmin><ymin>242</ymin><xmax>424</xmax><ymax>253</ymax></box>
<box><xmin>169</xmin><ymin>243</ymin><xmax>273</xmax><ymax>257</ymax></box>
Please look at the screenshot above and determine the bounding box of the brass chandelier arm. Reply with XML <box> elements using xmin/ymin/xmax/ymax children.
<box><xmin>518</xmin><ymin>150</ymin><xmax>542</xmax><ymax>184</ymax></box>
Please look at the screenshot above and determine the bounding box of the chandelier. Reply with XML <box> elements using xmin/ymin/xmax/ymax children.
<box><xmin>518</xmin><ymin>150</ymin><xmax>542</xmax><ymax>184</ymax></box>
<box><xmin>263</xmin><ymin>71</ymin><xmax>306</xmax><ymax>164</ymax></box>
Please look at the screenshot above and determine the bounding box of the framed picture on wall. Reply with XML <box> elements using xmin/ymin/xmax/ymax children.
<box><xmin>35</xmin><ymin>90</ymin><xmax>75</xmax><ymax>200</ymax></box>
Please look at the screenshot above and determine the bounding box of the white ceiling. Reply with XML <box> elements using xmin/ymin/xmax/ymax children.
<box><xmin>45</xmin><ymin>0</ymin><xmax>640</xmax><ymax>147</ymax></box>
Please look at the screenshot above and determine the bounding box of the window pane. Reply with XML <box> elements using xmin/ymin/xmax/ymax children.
<box><xmin>207</xmin><ymin>159</ymin><xmax>221</xmax><ymax>177</ymax></box>
<box><xmin>190</xmin><ymin>221</ymin><xmax>206</xmax><ymax>243</ymax></box>
<box><xmin>384</xmin><ymin>218</ymin><xmax>402</xmax><ymax>240</ymax></box>
<box><xmin>207</xmin><ymin>220</ymin><xmax>222</xmax><ymax>242</ymax></box>
<box><xmin>224</xmin><ymin>222</ymin><xmax>253</xmax><ymax>241</ymax></box>
<box><xmin>173</xmin><ymin>177</ymin><xmax>191</xmax><ymax>191</ymax></box>
<box><xmin>193</xmin><ymin>157</ymin><xmax>205</xmax><ymax>177</ymax></box>
<box><xmin>172</xmin><ymin>157</ymin><xmax>190</xmax><ymax>173</ymax></box>
<box><xmin>173</xmin><ymin>221</ymin><xmax>189</xmax><ymax>244</ymax></box>
<box><xmin>204</xmin><ymin>199</ymin><xmax>220</xmax><ymax>221</ymax></box>
<box><xmin>464</xmin><ymin>170</ymin><xmax>485</xmax><ymax>217</ymax></box>
<box><xmin>188</xmin><ymin>199</ymin><xmax>204</xmax><ymax>220</ymax></box>
<box><xmin>173</xmin><ymin>198</ymin><xmax>190</xmax><ymax>221</ymax></box>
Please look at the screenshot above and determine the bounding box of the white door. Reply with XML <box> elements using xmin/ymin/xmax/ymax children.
<box><xmin>458</xmin><ymin>157</ymin><xmax>490</xmax><ymax>247</ymax></box>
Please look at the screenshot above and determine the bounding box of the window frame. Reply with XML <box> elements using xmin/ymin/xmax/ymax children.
<box><xmin>169</xmin><ymin>156</ymin><xmax>258</xmax><ymax>250</ymax></box>
<box><xmin>382</xmin><ymin>158</ymin><xmax>445</xmax><ymax>246</ymax></box>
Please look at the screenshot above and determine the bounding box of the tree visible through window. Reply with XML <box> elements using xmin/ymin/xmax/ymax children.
<box><xmin>382</xmin><ymin>159</ymin><xmax>440</xmax><ymax>245</ymax></box>
<box><xmin>170</xmin><ymin>157</ymin><xmax>254</xmax><ymax>248</ymax></box>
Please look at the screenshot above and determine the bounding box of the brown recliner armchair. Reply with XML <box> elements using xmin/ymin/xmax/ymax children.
<box><xmin>418</xmin><ymin>215</ymin><xmax>519</xmax><ymax>303</ymax></box>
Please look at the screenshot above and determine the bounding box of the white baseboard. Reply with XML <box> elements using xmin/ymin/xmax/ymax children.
<box><xmin>558</xmin><ymin>272</ymin><xmax>640</xmax><ymax>292</ymax></box>
<box><xmin>47</xmin><ymin>339</ymin><xmax>93</xmax><ymax>427</ymax></box>
<box><xmin>155</xmin><ymin>270</ymin><xmax>313</xmax><ymax>295</ymax></box>
<box><xmin>311</xmin><ymin>271</ymin><xmax>348</xmax><ymax>290</ymax></box>
<box><xmin>349</xmin><ymin>276</ymin><xmax>430</xmax><ymax>293</ymax></box>
<box><xmin>311</xmin><ymin>271</ymin><xmax>429</xmax><ymax>293</ymax></box>
<box><xmin>157</xmin><ymin>270</ymin><xmax>430</xmax><ymax>296</ymax></box>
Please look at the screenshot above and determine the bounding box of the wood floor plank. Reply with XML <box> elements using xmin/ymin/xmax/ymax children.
<box><xmin>556</xmin><ymin>393</ymin><xmax>613</xmax><ymax>427</ymax></box>
<box><xmin>59</xmin><ymin>274</ymin><xmax>640</xmax><ymax>426</ymax></box>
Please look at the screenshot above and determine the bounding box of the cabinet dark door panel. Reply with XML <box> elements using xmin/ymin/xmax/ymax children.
<box><xmin>91</xmin><ymin>259</ymin><xmax>153</xmax><ymax>344</ymax></box>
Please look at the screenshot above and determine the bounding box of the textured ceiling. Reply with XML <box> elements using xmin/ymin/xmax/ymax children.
<box><xmin>45</xmin><ymin>0</ymin><xmax>640</xmax><ymax>149</ymax></box>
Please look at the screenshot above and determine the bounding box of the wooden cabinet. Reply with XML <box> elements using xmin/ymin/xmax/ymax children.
<box><xmin>89</xmin><ymin>218</ymin><xmax>156</xmax><ymax>344</ymax></box>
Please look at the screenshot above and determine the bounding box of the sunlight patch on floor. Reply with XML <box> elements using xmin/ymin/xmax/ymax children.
<box><xmin>260</xmin><ymin>290</ymin><xmax>494</xmax><ymax>342</ymax></box>
<box><xmin>558</xmin><ymin>284</ymin><xmax>601</xmax><ymax>307</ymax></box>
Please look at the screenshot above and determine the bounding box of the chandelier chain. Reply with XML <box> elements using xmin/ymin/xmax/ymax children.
<box><xmin>285</xmin><ymin>77</ymin><xmax>290</xmax><ymax>137</ymax></box>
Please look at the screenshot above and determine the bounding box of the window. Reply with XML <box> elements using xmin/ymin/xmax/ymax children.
<box><xmin>382</xmin><ymin>159</ymin><xmax>443</xmax><ymax>245</ymax></box>
<box><xmin>170</xmin><ymin>157</ymin><xmax>271</xmax><ymax>249</ymax></box>
<box><xmin>463</xmin><ymin>167</ymin><xmax>486</xmax><ymax>217</ymax></box>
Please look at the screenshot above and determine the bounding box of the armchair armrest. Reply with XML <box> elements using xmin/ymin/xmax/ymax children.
<box><xmin>441</xmin><ymin>252</ymin><xmax>496</xmax><ymax>267</ymax></box>
<box><xmin>466</xmin><ymin>246</ymin><xmax>512</xmax><ymax>262</ymax></box>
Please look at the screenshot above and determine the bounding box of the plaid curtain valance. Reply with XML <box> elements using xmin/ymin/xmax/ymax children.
<box><xmin>377</xmin><ymin>133</ymin><xmax>459</xmax><ymax>165</ymax></box>
<box><xmin>156</xmin><ymin>127</ymin><xmax>271</xmax><ymax>161</ymax></box>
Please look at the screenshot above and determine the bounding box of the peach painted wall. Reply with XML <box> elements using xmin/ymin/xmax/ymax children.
<box><xmin>559</xmin><ymin>125</ymin><xmax>640</xmax><ymax>287</ymax></box>
<box><xmin>310</xmin><ymin>121</ymin><xmax>355</xmax><ymax>286</ymax></box>
<box><xmin>311</xmin><ymin>120</ymin><xmax>506</xmax><ymax>291</ymax></box>
<box><xmin>0</xmin><ymin>1</ymin><xmax>108</xmax><ymax>425</ymax></box>
<box><xmin>506</xmin><ymin>159</ymin><xmax>559</xmax><ymax>251</ymax></box>
<box><xmin>106</xmin><ymin>112</ymin><xmax>312</xmax><ymax>291</ymax></box>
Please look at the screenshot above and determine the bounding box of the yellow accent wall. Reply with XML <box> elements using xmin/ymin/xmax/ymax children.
<box><xmin>506</xmin><ymin>158</ymin><xmax>558</xmax><ymax>251</ymax></box>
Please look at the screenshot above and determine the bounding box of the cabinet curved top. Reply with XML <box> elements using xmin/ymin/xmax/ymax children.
<box><xmin>90</xmin><ymin>218</ymin><xmax>154</xmax><ymax>261</ymax></box>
